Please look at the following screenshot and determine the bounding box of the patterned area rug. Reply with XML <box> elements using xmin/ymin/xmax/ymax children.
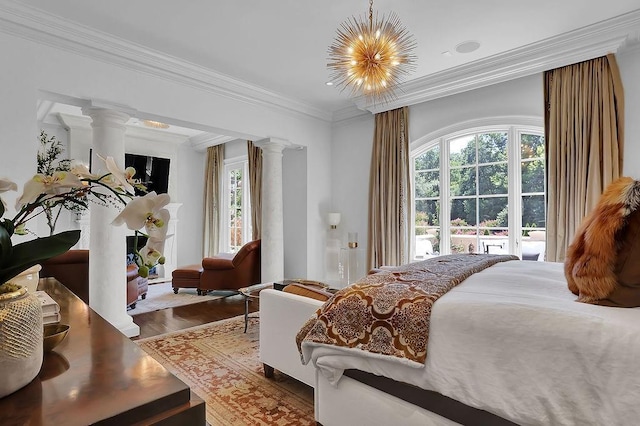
<box><xmin>128</xmin><ymin>282</ymin><xmax>230</xmax><ymax>316</ymax></box>
<box><xmin>136</xmin><ymin>315</ymin><xmax>314</xmax><ymax>425</ymax></box>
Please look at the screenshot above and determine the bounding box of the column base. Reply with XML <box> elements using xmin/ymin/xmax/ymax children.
<box><xmin>117</xmin><ymin>320</ymin><xmax>140</xmax><ymax>338</ymax></box>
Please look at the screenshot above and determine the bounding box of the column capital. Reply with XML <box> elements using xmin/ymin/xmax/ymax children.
<box><xmin>82</xmin><ymin>107</ymin><xmax>131</xmax><ymax>130</ymax></box>
<box><xmin>254</xmin><ymin>137</ymin><xmax>292</xmax><ymax>153</ymax></box>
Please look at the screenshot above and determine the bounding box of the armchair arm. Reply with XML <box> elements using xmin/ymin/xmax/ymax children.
<box><xmin>202</xmin><ymin>255</ymin><xmax>235</xmax><ymax>270</ymax></box>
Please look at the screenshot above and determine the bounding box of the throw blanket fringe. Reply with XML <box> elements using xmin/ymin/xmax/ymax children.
<box><xmin>297</xmin><ymin>254</ymin><xmax>517</xmax><ymax>365</ymax></box>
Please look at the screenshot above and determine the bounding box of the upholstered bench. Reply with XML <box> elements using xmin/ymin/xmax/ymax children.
<box><xmin>259</xmin><ymin>282</ymin><xmax>333</xmax><ymax>387</ymax></box>
<box><xmin>172</xmin><ymin>264</ymin><xmax>204</xmax><ymax>294</ymax></box>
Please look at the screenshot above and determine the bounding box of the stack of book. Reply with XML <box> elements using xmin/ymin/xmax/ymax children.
<box><xmin>34</xmin><ymin>290</ymin><xmax>60</xmax><ymax>325</ymax></box>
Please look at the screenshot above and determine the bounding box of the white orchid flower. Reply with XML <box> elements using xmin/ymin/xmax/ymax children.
<box><xmin>0</xmin><ymin>177</ymin><xmax>17</xmax><ymax>193</ymax></box>
<box><xmin>139</xmin><ymin>245</ymin><xmax>163</xmax><ymax>266</ymax></box>
<box><xmin>112</xmin><ymin>191</ymin><xmax>170</xmax><ymax>231</ymax></box>
<box><xmin>103</xmin><ymin>156</ymin><xmax>135</xmax><ymax>194</ymax></box>
<box><xmin>16</xmin><ymin>171</ymin><xmax>83</xmax><ymax>209</ymax></box>
<box><xmin>0</xmin><ymin>177</ymin><xmax>17</xmax><ymax>210</ymax></box>
<box><xmin>70</xmin><ymin>162</ymin><xmax>99</xmax><ymax>180</ymax></box>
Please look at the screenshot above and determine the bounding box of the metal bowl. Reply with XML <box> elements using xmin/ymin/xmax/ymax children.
<box><xmin>43</xmin><ymin>324</ymin><xmax>70</xmax><ymax>352</ymax></box>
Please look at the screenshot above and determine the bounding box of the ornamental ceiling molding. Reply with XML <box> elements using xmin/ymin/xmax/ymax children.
<box><xmin>1</xmin><ymin>0</ymin><xmax>638</xmax><ymax>122</ymax></box>
<box><xmin>0</xmin><ymin>0</ymin><xmax>332</xmax><ymax>123</ymax></box>
<box><xmin>354</xmin><ymin>9</ymin><xmax>640</xmax><ymax>114</ymax></box>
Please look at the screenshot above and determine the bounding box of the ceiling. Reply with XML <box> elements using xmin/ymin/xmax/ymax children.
<box><xmin>14</xmin><ymin>0</ymin><xmax>640</xmax><ymax>119</ymax></box>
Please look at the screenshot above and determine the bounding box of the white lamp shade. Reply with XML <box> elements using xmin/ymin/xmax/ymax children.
<box><xmin>327</xmin><ymin>212</ymin><xmax>341</xmax><ymax>227</ymax></box>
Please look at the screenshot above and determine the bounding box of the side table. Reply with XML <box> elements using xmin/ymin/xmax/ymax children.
<box><xmin>238</xmin><ymin>283</ymin><xmax>273</xmax><ymax>332</ymax></box>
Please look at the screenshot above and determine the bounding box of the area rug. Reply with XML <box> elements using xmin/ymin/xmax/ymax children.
<box><xmin>136</xmin><ymin>315</ymin><xmax>314</xmax><ymax>425</ymax></box>
<box><xmin>128</xmin><ymin>282</ymin><xmax>230</xmax><ymax>316</ymax></box>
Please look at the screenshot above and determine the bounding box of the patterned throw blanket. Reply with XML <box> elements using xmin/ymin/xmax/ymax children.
<box><xmin>297</xmin><ymin>254</ymin><xmax>517</xmax><ymax>365</ymax></box>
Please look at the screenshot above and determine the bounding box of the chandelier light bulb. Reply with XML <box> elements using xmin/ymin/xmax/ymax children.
<box><xmin>327</xmin><ymin>0</ymin><xmax>417</xmax><ymax>104</ymax></box>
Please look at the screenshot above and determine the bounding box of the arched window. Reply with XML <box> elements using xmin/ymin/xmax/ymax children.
<box><xmin>412</xmin><ymin>122</ymin><xmax>545</xmax><ymax>261</ymax></box>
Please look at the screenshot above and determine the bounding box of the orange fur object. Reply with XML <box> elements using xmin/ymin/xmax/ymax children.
<box><xmin>565</xmin><ymin>177</ymin><xmax>640</xmax><ymax>303</ymax></box>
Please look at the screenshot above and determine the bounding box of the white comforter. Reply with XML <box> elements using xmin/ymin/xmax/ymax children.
<box><xmin>302</xmin><ymin>261</ymin><xmax>640</xmax><ymax>426</ymax></box>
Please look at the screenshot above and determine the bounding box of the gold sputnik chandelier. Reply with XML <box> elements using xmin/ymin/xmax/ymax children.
<box><xmin>327</xmin><ymin>0</ymin><xmax>417</xmax><ymax>104</ymax></box>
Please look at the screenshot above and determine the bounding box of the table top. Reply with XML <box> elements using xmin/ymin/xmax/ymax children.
<box><xmin>0</xmin><ymin>278</ymin><xmax>198</xmax><ymax>425</ymax></box>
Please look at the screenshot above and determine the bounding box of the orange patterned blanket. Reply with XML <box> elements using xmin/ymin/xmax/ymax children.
<box><xmin>297</xmin><ymin>254</ymin><xmax>517</xmax><ymax>365</ymax></box>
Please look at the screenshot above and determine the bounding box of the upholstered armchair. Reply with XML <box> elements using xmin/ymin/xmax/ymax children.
<box><xmin>199</xmin><ymin>239</ymin><xmax>261</xmax><ymax>292</ymax></box>
<box><xmin>40</xmin><ymin>249</ymin><xmax>148</xmax><ymax>308</ymax></box>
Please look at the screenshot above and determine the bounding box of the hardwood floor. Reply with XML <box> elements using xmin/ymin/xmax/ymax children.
<box><xmin>131</xmin><ymin>293</ymin><xmax>260</xmax><ymax>340</ymax></box>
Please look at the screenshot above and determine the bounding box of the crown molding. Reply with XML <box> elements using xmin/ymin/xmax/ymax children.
<box><xmin>0</xmin><ymin>0</ymin><xmax>333</xmax><ymax>123</ymax></box>
<box><xmin>331</xmin><ymin>105</ymin><xmax>370</xmax><ymax>124</ymax></box>
<box><xmin>356</xmin><ymin>9</ymin><xmax>640</xmax><ymax>114</ymax></box>
<box><xmin>189</xmin><ymin>134</ymin><xmax>236</xmax><ymax>152</ymax></box>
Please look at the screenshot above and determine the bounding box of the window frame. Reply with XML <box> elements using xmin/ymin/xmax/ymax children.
<box><xmin>222</xmin><ymin>156</ymin><xmax>252</xmax><ymax>253</ymax></box>
<box><xmin>410</xmin><ymin>119</ymin><xmax>545</xmax><ymax>261</ymax></box>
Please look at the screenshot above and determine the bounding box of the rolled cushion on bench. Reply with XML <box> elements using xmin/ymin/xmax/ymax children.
<box><xmin>283</xmin><ymin>282</ymin><xmax>333</xmax><ymax>301</ymax></box>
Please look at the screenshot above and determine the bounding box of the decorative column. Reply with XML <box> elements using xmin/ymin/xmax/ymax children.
<box><xmin>82</xmin><ymin>106</ymin><xmax>140</xmax><ymax>337</ymax></box>
<box><xmin>254</xmin><ymin>138</ymin><xmax>291</xmax><ymax>283</ymax></box>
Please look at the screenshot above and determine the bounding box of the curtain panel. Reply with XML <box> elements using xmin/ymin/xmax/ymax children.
<box><xmin>545</xmin><ymin>53</ymin><xmax>624</xmax><ymax>262</ymax></box>
<box><xmin>367</xmin><ymin>106</ymin><xmax>412</xmax><ymax>270</ymax></box>
<box><xmin>203</xmin><ymin>144</ymin><xmax>224</xmax><ymax>257</ymax></box>
<box><xmin>248</xmin><ymin>140</ymin><xmax>263</xmax><ymax>240</ymax></box>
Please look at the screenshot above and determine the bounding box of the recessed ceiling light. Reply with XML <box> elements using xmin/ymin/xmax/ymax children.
<box><xmin>142</xmin><ymin>120</ymin><xmax>169</xmax><ymax>129</ymax></box>
<box><xmin>325</xmin><ymin>81</ymin><xmax>334</xmax><ymax>86</ymax></box>
<box><xmin>441</xmin><ymin>51</ymin><xmax>452</xmax><ymax>57</ymax></box>
<box><xmin>455</xmin><ymin>40</ymin><xmax>481</xmax><ymax>54</ymax></box>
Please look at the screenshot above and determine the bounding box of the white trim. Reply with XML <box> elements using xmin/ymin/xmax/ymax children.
<box><xmin>190</xmin><ymin>134</ymin><xmax>236</xmax><ymax>152</ymax></box>
<box><xmin>1</xmin><ymin>0</ymin><xmax>637</xmax><ymax>123</ymax></box>
<box><xmin>223</xmin><ymin>154</ymin><xmax>249</xmax><ymax>166</ymax></box>
<box><xmin>0</xmin><ymin>0</ymin><xmax>333</xmax><ymax>123</ymax></box>
<box><xmin>411</xmin><ymin>116</ymin><xmax>543</xmax><ymax>152</ymax></box>
<box><xmin>356</xmin><ymin>10</ymin><xmax>640</xmax><ymax>114</ymax></box>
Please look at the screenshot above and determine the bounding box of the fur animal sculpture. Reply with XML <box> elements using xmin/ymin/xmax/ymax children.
<box><xmin>565</xmin><ymin>177</ymin><xmax>640</xmax><ymax>303</ymax></box>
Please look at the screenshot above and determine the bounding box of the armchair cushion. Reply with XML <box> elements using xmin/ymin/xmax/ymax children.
<box><xmin>199</xmin><ymin>240</ymin><xmax>261</xmax><ymax>291</ymax></box>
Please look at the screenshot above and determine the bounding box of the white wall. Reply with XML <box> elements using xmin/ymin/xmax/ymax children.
<box><xmin>619</xmin><ymin>45</ymin><xmax>640</xmax><ymax>178</ymax></box>
<box><xmin>176</xmin><ymin>144</ymin><xmax>206</xmax><ymax>266</ymax></box>
<box><xmin>0</xmin><ymin>30</ymin><xmax>332</xmax><ymax>278</ymax></box>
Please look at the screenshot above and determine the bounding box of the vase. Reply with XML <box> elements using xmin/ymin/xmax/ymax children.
<box><xmin>9</xmin><ymin>264</ymin><xmax>42</xmax><ymax>294</ymax></box>
<box><xmin>0</xmin><ymin>285</ymin><xmax>43</xmax><ymax>398</ymax></box>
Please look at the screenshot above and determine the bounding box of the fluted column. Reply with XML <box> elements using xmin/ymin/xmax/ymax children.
<box><xmin>82</xmin><ymin>106</ymin><xmax>139</xmax><ymax>337</ymax></box>
<box><xmin>254</xmin><ymin>138</ymin><xmax>291</xmax><ymax>283</ymax></box>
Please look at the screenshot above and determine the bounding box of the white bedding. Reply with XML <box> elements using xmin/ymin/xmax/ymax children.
<box><xmin>302</xmin><ymin>261</ymin><xmax>640</xmax><ymax>425</ymax></box>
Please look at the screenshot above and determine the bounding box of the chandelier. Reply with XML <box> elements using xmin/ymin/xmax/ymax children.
<box><xmin>327</xmin><ymin>0</ymin><xmax>417</xmax><ymax>104</ymax></box>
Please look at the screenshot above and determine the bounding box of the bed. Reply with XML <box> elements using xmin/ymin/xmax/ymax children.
<box><xmin>298</xmin><ymin>257</ymin><xmax>640</xmax><ymax>426</ymax></box>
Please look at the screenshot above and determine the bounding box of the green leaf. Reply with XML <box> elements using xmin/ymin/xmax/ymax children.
<box><xmin>0</xmin><ymin>230</ymin><xmax>80</xmax><ymax>284</ymax></box>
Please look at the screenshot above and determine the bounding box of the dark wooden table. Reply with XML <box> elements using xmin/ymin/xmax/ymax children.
<box><xmin>0</xmin><ymin>278</ymin><xmax>205</xmax><ymax>425</ymax></box>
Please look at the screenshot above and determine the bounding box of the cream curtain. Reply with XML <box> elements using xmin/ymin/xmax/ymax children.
<box><xmin>247</xmin><ymin>140</ymin><xmax>262</xmax><ymax>240</ymax></box>
<box><xmin>367</xmin><ymin>106</ymin><xmax>412</xmax><ymax>269</ymax></box>
<box><xmin>203</xmin><ymin>144</ymin><xmax>225</xmax><ymax>257</ymax></box>
<box><xmin>545</xmin><ymin>53</ymin><xmax>624</xmax><ymax>262</ymax></box>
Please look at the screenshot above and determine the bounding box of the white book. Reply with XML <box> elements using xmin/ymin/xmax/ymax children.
<box><xmin>34</xmin><ymin>290</ymin><xmax>60</xmax><ymax>315</ymax></box>
<box><xmin>43</xmin><ymin>312</ymin><xmax>61</xmax><ymax>325</ymax></box>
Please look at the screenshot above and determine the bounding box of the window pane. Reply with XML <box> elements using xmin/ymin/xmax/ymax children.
<box><xmin>450</xmin><ymin>230</ymin><xmax>478</xmax><ymax>254</ymax></box>
<box><xmin>449</xmin><ymin>135</ymin><xmax>475</xmax><ymax>166</ymax></box>
<box><xmin>521</xmin><ymin>159</ymin><xmax>545</xmax><ymax>193</ymax></box>
<box><xmin>478</xmin><ymin>132</ymin><xmax>507</xmax><ymax>163</ymax></box>
<box><xmin>451</xmin><ymin>199</ymin><xmax>476</xmax><ymax>226</ymax></box>
<box><xmin>415</xmin><ymin>170</ymin><xmax>440</xmax><ymax>198</ymax></box>
<box><xmin>415</xmin><ymin>146</ymin><xmax>440</xmax><ymax>170</ymax></box>
<box><xmin>450</xmin><ymin>166</ymin><xmax>476</xmax><ymax>196</ymax></box>
<box><xmin>416</xmin><ymin>200</ymin><xmax>440</xmax><ymax>227</ymax></box>
<box><xmin>521</xmin><ymin>134</ymin><xmax>545</xmax><ymax>159</ymax></box>
<box><xmin>522</xmin><ymin>195</ymin><xmax>545</xmax><ymax>228</ymax></box>
<box><xmin>478</xmin><ymin>164</ymin><xmax>508</xmax><ymax>195</ymax></box>
<box><xmin>479</xmin><ymin>196</ymin><xmax>508</xmax><ymax>226</ymax></box>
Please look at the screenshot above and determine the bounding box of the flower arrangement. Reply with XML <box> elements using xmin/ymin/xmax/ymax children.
<box><xmin>0</xmin><ymin>156</ymin><xmax>169</xmax><ymax>290</ymax></box>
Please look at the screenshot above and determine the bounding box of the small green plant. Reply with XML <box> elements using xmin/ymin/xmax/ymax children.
<box><xmin>37</xmin><ymin>130</ymin><xmax>86</xmax><ymax>235</ymax></box>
